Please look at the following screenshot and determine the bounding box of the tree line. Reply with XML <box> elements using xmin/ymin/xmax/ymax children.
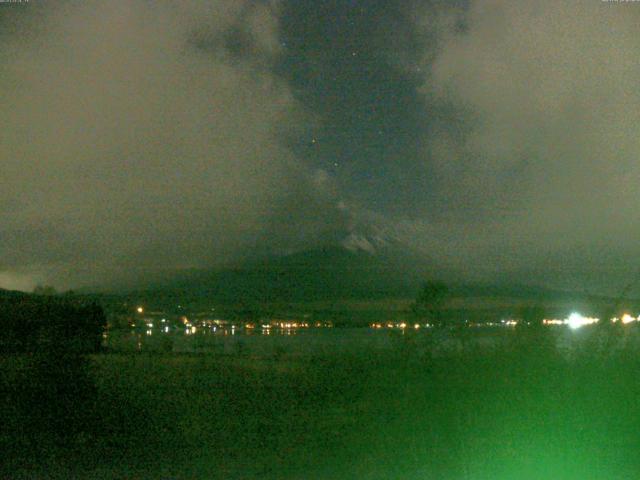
<box><xmin>0</xmin><ymin>293</ymin><xmax>106</xmax><ymax>353</ymax></box>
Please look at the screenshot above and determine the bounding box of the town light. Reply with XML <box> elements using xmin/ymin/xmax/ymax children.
<box><xmin>621</xmin><ymin>313</ymin><xmax>635</xmax><ymax>325</ymax></box>
<box><xmin>567</xmin><ymin>312</ymin><xmax>598</xmax><ymax>329</ymax></box>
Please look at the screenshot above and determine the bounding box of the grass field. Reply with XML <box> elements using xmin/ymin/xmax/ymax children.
<box><xmin>3</xmin><ymin>326</ymin><xmax>640</xmax><ymax>479</ymax></box>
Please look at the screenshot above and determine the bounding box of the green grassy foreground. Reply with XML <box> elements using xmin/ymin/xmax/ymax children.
<box><xmin>2</xmin><ymin>328</ymin><xmax>640</xmax><ymax>479</ymax></box>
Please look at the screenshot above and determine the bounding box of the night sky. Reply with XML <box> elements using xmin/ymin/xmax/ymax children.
<box><xmin>1</xmin><ymin>0</ymin><xmax>640</xmax><ymax>292</ymax></box>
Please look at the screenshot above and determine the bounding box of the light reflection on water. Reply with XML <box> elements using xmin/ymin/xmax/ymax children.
<box><xmin>101</xmin><ymin>325</ymin><xmax>640</xmax><ymax>358</ymax></box>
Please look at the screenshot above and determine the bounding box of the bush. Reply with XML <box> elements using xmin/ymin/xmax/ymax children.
<box><xmin>0</xmin><ymin>294</ymin><xmax>106</xmax><ymax>354</ymax></box>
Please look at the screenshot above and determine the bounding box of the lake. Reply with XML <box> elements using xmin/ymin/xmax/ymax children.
<box><xmin>4</xmin><ymin>324</ymin><xmax>640</xmax><ymax>479</ymax></box>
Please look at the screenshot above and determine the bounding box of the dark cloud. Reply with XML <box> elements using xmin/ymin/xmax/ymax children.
<box><xmin>2</xmin><ymin>0</ymin><xmax>639</xmax><ymax>294</ymax></box>
<box><xmin>406</xmin><ymin>0</ymin><xmax>640</xmax><ymax>290</ymax></box>
<box><xmin>0</xmin><ymin>0</ymin><xmax>346</xmax><ymax>289</ymax></box>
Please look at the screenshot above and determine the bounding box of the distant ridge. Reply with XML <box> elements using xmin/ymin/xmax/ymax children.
<box><xmin>106</xmin><ymin>243</ymin><xmax>606</xmax><ymax>307</ymax></box>
<box><xmin>140</xmin><ymin>245</ymin><xmax>430</xmax><ymax>303</ymax></box>
<box><xmin>0</xmin><ymin>288</ymin><xmax>29</xmax><ymax>299</ymax></box>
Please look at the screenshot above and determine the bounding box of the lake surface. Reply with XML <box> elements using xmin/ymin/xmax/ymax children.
<box><xmin>6</xmin><ymin>324</ymin><xmax>640</xmax><ymax>480</ymax></box>
<box><xmin>103</xmin><ymin>324</ymin><xmax>640</xmax><ymax>359</ymax></box>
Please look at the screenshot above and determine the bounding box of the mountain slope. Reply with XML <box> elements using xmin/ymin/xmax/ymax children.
<box><xmin>144</xmin><ymin>245</ymin><xmax>432</xmax><ymax>303</ymax></box>
<box><xmin>109</xmin><ymin>241</ymin><xmax>628</xmax><ymax>314</ymax></box>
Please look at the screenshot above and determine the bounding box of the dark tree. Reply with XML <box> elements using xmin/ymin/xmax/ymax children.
<box><xmin>519</xmin><ymin>304</ymin><xmax>546</xmax><ymax>328</ymax></box>
<box><xmin>0</xmin><ymin>295</ymin><xmax>106</xmax><ymax>354</ymax></box>
<box><xmin>33</xmin><ymin>284</ymin><xmax>57</xmax><ymax>296</ymax></box>
<box><xmin>0</xmin><ymin>295</ymin><xmax>107</xmax><ymax>466</ymax></box>
<box><xmin>411</xmin><ymin>281</ymin><xmax>450</xmax><ymax>327</ymax></box>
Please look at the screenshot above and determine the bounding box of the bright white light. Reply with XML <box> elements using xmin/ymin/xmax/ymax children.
<box><xmin>543</xmin><ymin>319</ymin><xmax>564</xmax><ymax>326</ymax></box>
<box><xmin>567</xmin><ymin>312</ymin><xmax>599</xmax><ymax>329</ymax></box>
<box><xmin>136</xmin><ymin>307</ymin><xmax>144</xmax><ymax>314</ymax></box>
<box><xmin>621</xmin><ymin>313</ymin><xmax>635</xmax><ymax>325</ymax></box>
<box><xmin>567</xmin><ymin>313</ymin><xmax>583</xmax><ymax>329</ymax></box>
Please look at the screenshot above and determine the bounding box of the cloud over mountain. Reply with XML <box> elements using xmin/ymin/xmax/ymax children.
<box><xmin>417</xmin><ymin>0</ymin><xmax>640</xmax><ymax>288</ymax></box>
<box><xmin>0</xmin><ymin>1</ymin><xmax>345</xmax><ymax>289</ymax></box>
